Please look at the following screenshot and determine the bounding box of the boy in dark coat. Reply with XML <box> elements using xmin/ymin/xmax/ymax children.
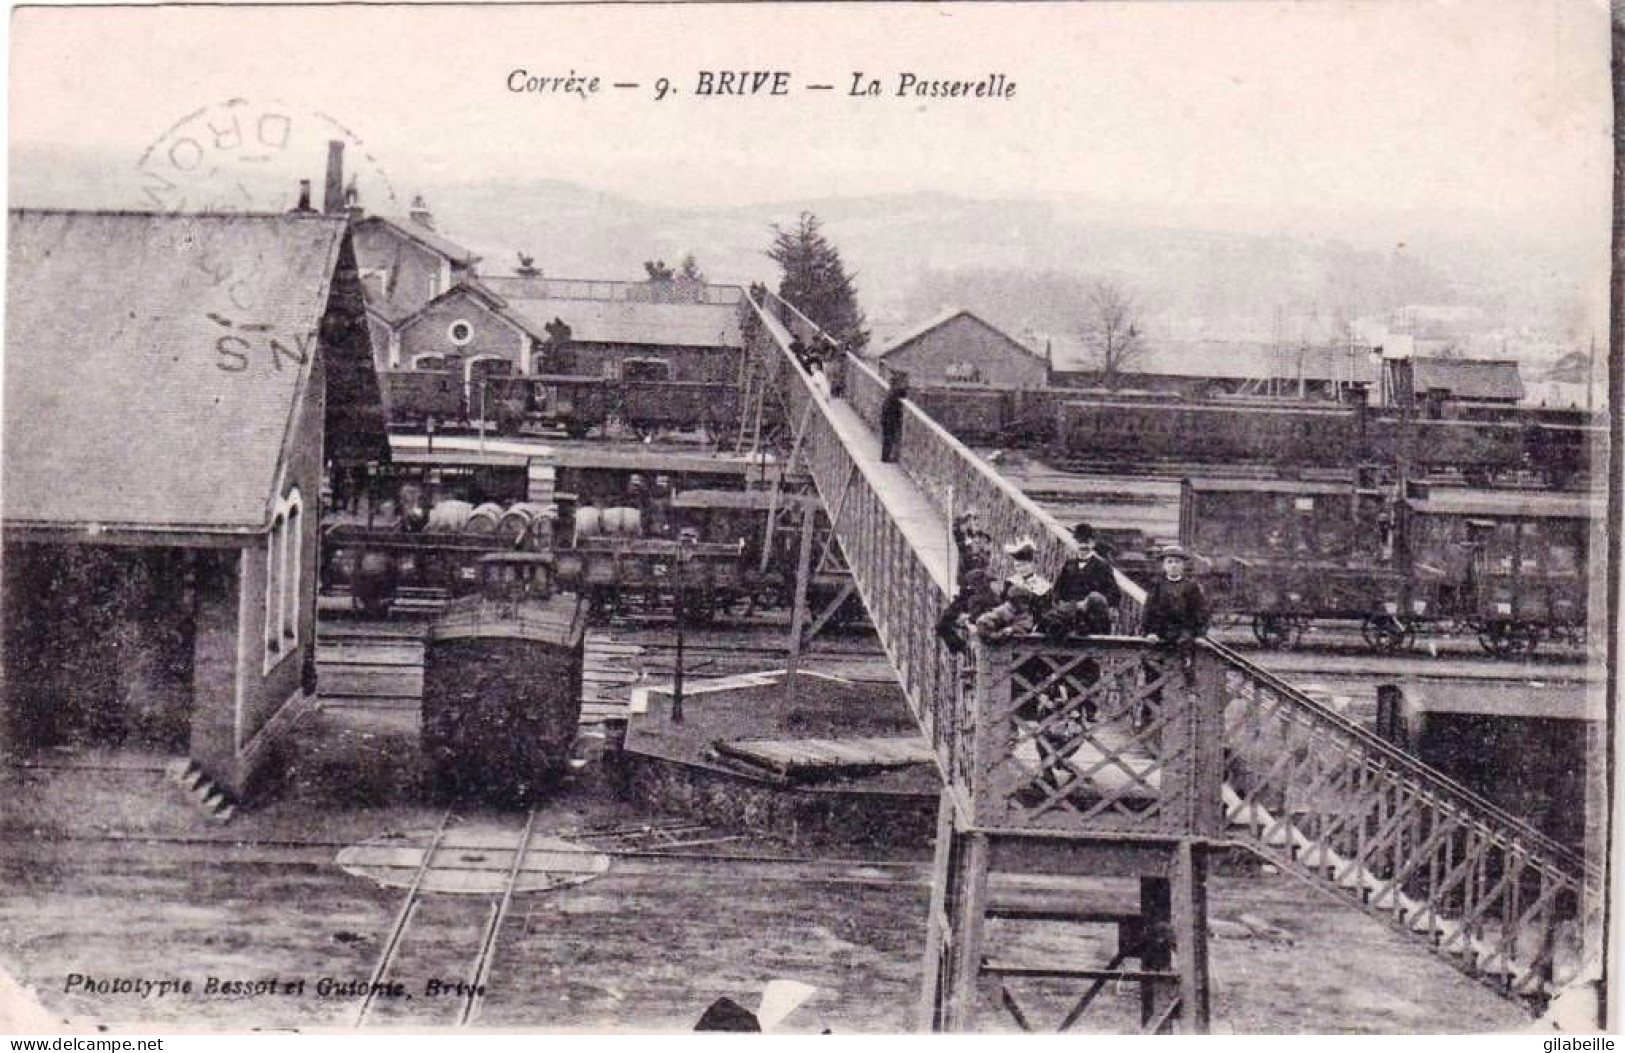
<box><xmin>935</xmin><ymin>511</ymin><xmax>997</xmax><ymax>655</ymax></box>
<box><xmin>1140</xmin><ymin>544</ymin><xmax>1208</xmax><ymax>645</ymax></box>
<box><xmin>1140</xmin><ymin>544</ymin><xmax>1208</xmax><ymax>690</ymax></box>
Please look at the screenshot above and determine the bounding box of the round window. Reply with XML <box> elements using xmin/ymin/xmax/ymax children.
<box><xmin>447</xmin><ymin>320</ymin><xmax>474</xmax><ymax>347</ymax></box>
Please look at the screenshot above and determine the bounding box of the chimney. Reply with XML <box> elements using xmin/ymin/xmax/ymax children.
<box><xmin>292</xmin><ymin>180</ymin><xmax>314</xmax><ymax>213</ymax></box>
<box><xmin>323</xmin><ymin>141</ymin><xmax>345</xmax><ymax>215</ymax></box>
<box><xmin>408</xmin><ymin>194</ymin><xmax>435</xmax><ymax>231</ymax></box>
<box><xmin>344</xmin><ymin>178</ymin><xmax>364</xmax><ymax>221</ymax></box>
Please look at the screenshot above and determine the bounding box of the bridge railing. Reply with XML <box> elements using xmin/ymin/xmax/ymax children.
<box><xmin>744</xmin><ymin>294</ymin><xmax>971</xmax><ymax>797</ymax></box>
<box><xmin>746</xmin><ymin>287</ymin><xmax>1600</xmax><ymax>999</ymax></box>
<box><xmin>970</xmin><ymin>636</ymin><xmax>1227</xmax><ymax>838</ymax></box>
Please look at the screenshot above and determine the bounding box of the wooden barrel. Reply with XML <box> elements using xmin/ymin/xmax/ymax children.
<box><xmin>498</xmin><ymin>502</ymin><xmax>553</xmax><ymax>547</ymax></box>
<box><xmin>465</xmin><ymin>503</ymin><xmax>505</xmax><ymax>534</ymax></box>
<box><xmin>602</xmin><ymin>507</ymin><xmax>643</xmax><ymax>537</ymax></box>
<box><xmin>574</xmin><ymin>505</ymin><xmax>603</xmax><ymax>542</ymax></box>
<box><xmin>426</xmin><ymin>500</ymin><xmax>473</xmax><ymax>533</ymax></box>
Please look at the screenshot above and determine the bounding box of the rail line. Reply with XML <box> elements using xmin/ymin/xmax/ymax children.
<box><xmin>456</xmin><ymin>809</ymin><xmax>538</xmax><ymax>1027</ymax></box>
<box><xmin>350</xmin><ymin>808</ymin><xmax>544</xmax><ymax>1028</ymax></box>
<box><xmin>354</xmin><ymin>808</ymin><xmax>455</xmax><ymax>1027</ymax></box>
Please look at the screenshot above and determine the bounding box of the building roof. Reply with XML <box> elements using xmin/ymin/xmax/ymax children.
<box><xmin>483</xmin><ymin>275</ymin><xmax>743</xmax><ymax>305</ymax></box>
<box><xmin>871</xmin><ymin>308</ymin><xmax>1044</xmax><ymax>364</ymax></box>
<box><xmin>497</xmin><ymin>292</ymin><xmax>743</xmax><ymax>349</ymax></box>
<box><xmin>1411</xmin><ymin>357</ymin><xmax>1524</xmax><ymax>401</ymax></box>
<box><xmin>366</xmin><ymin>298</ymin><xmax>417</xmax><ymax>326</ymax></box>
<box><xmin>396</xmin><ymin>279</ymin><xmax>550</xmax><ymax>342</ymax></box>
<box><xmin>355</xmin><ymin>214</ymin><xmax>480</xmax><ymax>267</ymax></box>
<box><xmin>5</xmin><ymin>209</ymin><xmax>349</xmax><ymax>533</ymax></box>
<box><xmin>1406</xmin><ymin>489</ymin><xmax>1598</xmax><ymax>521</ymax></box>
<box><xmin>1052</xmin><ymin>337</ymin><xmax>1379</xmax><ymax>383</ymax></box>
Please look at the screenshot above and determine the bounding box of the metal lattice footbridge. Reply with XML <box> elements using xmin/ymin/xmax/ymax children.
<box><xmin>737</xmin><ymin>289</ymin><xmax>1602</xmax><ymax>1032</ymax></box>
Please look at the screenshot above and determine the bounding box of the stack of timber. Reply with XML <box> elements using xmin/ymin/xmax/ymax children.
<box><xmin>581</xmin><ymin>631</ymin><xmax>645</xmax><ymax>721</ymax></box>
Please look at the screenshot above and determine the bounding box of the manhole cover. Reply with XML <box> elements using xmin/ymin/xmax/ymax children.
<box><xmin>337</xmin><ymin>825</ymin><xmax>610</xmax><ymax>894</ymax></box>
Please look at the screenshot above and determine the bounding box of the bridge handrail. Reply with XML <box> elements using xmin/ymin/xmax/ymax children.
<box><xmin>1205</xmin><ymin>636</ymin><xmax>1596</xmax><ymax>878</ymax></box>
<box><xmin>745</xmin><ymin>287</ymin><xmax>1597</xmax><ymax>893</ymax></box>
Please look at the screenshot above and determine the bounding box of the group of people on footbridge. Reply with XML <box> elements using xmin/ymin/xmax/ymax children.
<box><xmin>933</xmin><ymin>515</ymin><xmax>1212</xmax><ymax>802</ymax></box>
<box><xmin>783</xmin><ymin>327</ymin><xmax>1207</xmax><ymax>656</ymax></box>
<box><xmin>935</xmin><ymin>514</ymin><xmax>1210</xmax><ymax>664</ymax></box>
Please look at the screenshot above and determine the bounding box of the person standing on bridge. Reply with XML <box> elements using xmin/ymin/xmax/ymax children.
<box><xmin>880</xmin><ymin>371</ymin><xmax>908</xmax><ymax>463</ymax></box>
<box><xmin>823</xmin><ymin>336</ymin><xmax>846</xmax><ymax>399</ymax></box>
<box><xmin>1140</xmin><ymin>543</ymin><xmax>1209</xmax><ymax>691</ymax></box>
<box><xmin>935</xmin><ymin>510</ymin><xmax>997</xmax><ymax>655</ymax></box>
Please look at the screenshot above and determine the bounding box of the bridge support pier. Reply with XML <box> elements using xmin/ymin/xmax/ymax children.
<box><xmin>918</xmin><ymin>794</ymin><xmax>1212</xmax><ymax>1034</ymax></box>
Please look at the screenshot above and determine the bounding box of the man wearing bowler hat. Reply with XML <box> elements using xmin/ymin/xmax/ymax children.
<box><xmin>1049</xmin><ymin>522</ymin><xmax>1123</xmax><ymax>637</ymax></box>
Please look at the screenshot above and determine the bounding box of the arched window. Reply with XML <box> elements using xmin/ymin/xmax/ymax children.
<box><xmin>265</xmin><ymin>512</ymin><xmax>285</xmax><ymax>660</ymax></box>
<box><xmin>264</xmin><ymin>489</ymin><xmax>304</xmax><ymax>668</ymax></box>
<box><xmin>283</xmin><ymin>491</ymin><xmax>303</xmax><ymax>646</ymax></box>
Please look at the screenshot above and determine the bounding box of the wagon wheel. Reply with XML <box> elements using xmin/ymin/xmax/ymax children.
<box><xmin>1360</xmin><ymin>613</ymin><xmax>1413</xmax><ymax>653</ymax></box>
<box><xmin>1251</xmin><ymin>613</ymin><xmax>1293</xmax><ymax>649</ymax></box>
<box><xmin>683</xmin><ymin>591</ymin><xmax>718</xmax><ymax>625</ymax></box>
<box><xmin>1477</xmin><ymin>621</ymin><xmax>1537</xmax><ymax>658</ymax></box>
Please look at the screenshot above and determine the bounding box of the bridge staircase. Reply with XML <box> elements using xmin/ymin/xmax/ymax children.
<box><xmin>739</xmin><ymin>288</ymin><xmax>1602</xmax><ymax>1032</ymax></box>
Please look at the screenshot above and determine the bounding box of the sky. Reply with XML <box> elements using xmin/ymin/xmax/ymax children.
<box><xmin>7</xmin><ymin>0</ymin><xmax>1613</xmax><ymax>247</ymax></box>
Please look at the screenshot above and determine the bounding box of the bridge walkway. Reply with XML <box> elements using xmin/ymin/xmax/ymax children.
<box><xmin>740</xmin><ymin>288</ymin><xmax>1600</xmax><ymax>1031</ymax></box>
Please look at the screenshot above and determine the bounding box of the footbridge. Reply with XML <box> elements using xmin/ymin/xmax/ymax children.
<box><xmin>738</xmin><ymin>289</ymin><xmax>1601</xmax><ymax>1032</ymax></box>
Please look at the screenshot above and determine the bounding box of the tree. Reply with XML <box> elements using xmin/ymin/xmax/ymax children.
<box><xmin>1081</xmin><ymin>279</ymin><xmax>1147</xmax><ymax>388</ymax></box>
<box><xmin>679</xmin><ymin>253</ymin><xmax>707</xmax><ymax>284</ymax></box>
<box><xmin>766</xmin><ymin>212</ymin><xmax>869</xmax><ymax>352</ymax></box>
<box><xmin>644</xmin><ymin>259</ymin><xmax>675</xmax><ymax>282</ymax></box>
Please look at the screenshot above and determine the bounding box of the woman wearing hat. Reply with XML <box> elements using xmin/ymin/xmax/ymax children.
<box><xmin>973</xmin><ymin>537</ymin><xmax>1053</xmax><ymax>641</ymax></box>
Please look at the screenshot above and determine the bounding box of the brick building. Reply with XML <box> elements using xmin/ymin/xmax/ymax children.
<box><xmin>393</xmin><ymin>280</ymin><xmax>549</xmax><ymax>385</ymax></box>
<box><xmin>351</xmin><ymin>205</ymin><xmax>480</xmax><ymax>324</ymax></box>
<box><xmin>483</xmin><ymin>276</ymin><xmax>744</xmax><ymax>382</ymax></box>
<box><xmin>868</xmin><ymin>309</ymin><xmax>1049</xmax><ymax>388</ymax></box>
<box><xmin>2</xmin><ymin>209</ymin><xmax>385</xmax><ymax>799</ymax></box>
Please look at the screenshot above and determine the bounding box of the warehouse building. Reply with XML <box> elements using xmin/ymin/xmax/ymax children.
<box><xmin>2</xmin><ymin>209</ymin><xmax>386</xmax><ymax>799</ymax></box>
<box><xmin>867</xmin><ymin>308</ymin><xmax>1049</xmax><ymax>388</ymax></box>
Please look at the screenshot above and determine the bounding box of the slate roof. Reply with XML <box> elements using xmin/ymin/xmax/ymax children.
<box><xmin>1411</xmin><ymin>357</ymin><xmax>1524</xmax><ymax>401</ymax></box>
<box><xmin>396</xmin><ymin>279</ymin><xmax>550</xmax><ymax>342</ymax></box>
<box><xmin>495</xmin><ymin>291</ymin><xmax>743</xmax><ymax>349</ymax></box>
<box><xmin>355</xmin><ymin>215</ymin><xmax>480</xmax><ymax>267</ymax></box>
<box><xmin>5</xmin><ymin>209</ymin><xmax>348</xmax><ymax>533</ymax></box>
<box><xmin>871</xmin><ymin>308</ymin><xmax>1045</xmax><ymax>364</ymax></box>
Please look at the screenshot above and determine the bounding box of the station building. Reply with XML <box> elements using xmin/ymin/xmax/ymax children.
<box><xmin>485</xmin><ymin>275</ymin><xmax>745</xmax><ymax>382</ymax></box>
<box><xmin>2</xmin><ymin>209</ymin><xmax>386</xmax><ymax>798</ymax></box>
<box><xmin>866</xmin><ymin>308</ymin><xmax>1049</xmax><ymax>388</ymax></box>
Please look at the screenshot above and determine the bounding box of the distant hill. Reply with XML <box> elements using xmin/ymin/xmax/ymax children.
<box><xmin>10</xmin><ymin>143</ymin><xmax>1600</xmax><ymax>350</ymax></box>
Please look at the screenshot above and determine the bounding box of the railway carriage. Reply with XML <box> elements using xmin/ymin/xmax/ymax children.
<box><xmin>1402</xmin><ymin>489</ymin><xmax>1594</xmax><ymax>656</ymax></box>
<box><xmin>1057</xmin><ymin>397</ymin><xmax>1362</xmax><ymax>468</ymax></box>
<box><xmin>1180</xmin><ymin>478</ymin><xmax>1409</xmax><ymax>649</ymax></box>
<box><xmin>892</xmin><ymin>380</ymin><xmax>1595</xmax><ymax>488</ymax></box>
